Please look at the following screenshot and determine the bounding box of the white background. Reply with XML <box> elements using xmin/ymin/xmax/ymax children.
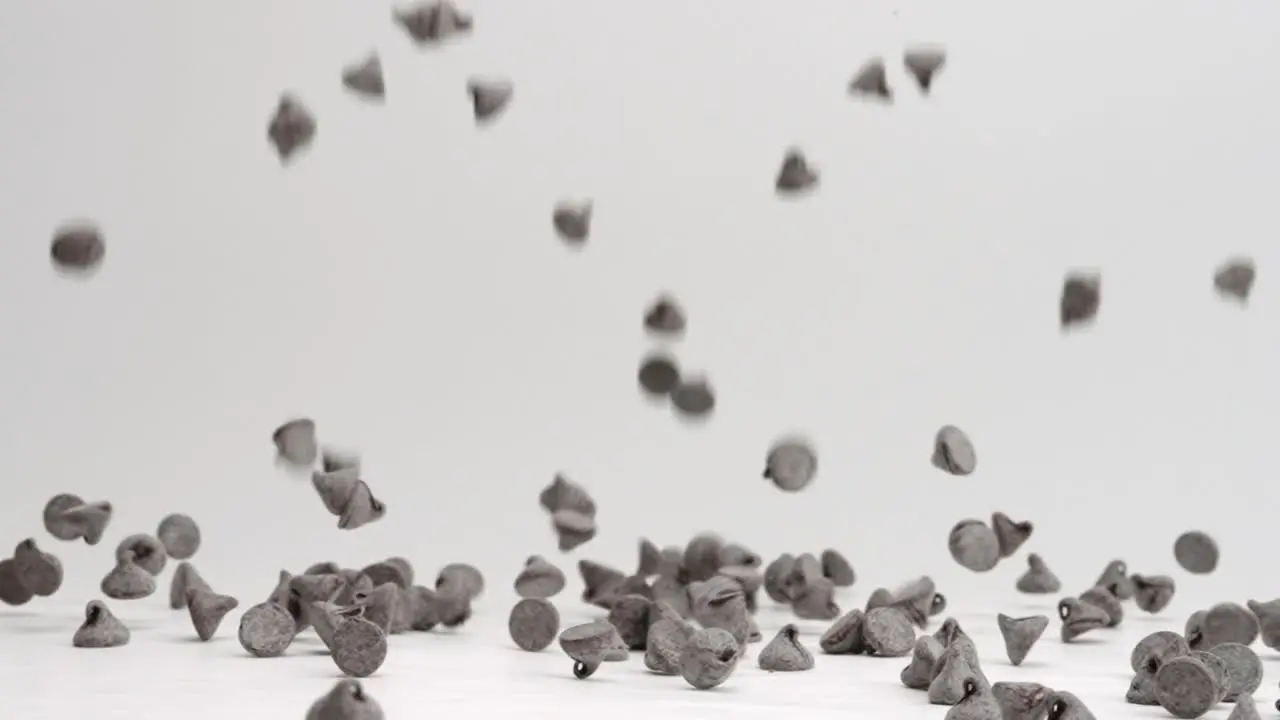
<box><xmin>1</xmin><ymin>1</ymin><xmax>1278</xmax><ymax>717</ymax></box>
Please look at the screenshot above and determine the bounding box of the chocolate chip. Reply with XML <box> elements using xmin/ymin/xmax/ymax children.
<box><xmin>51</xmin><ymin>224</ymin><xmax>105</xmax><ymax>273</ymax></box>
<box><xmin>156</xmin><ymin>514</ymin><xmax>201</xmax><ymax>560</ymax></box>
<box><xmin>849</xmin><ymin>58</ymin><xmax>891</xmax><ymax>101</ymax></box>
<box><xmin>468</xmin><ymin>77</ymin><xmax>513</xmax><ymax>123</ymax></box>
<box><xmin>72</xmin><ymin>600</ymin><xmax>130</xmax><ymax>648</ymax></box>
<box><xmin>509</xmin><ymin>597</ymin><xmax>560</xmax><ymax>651</ymax></box>
<box><xmin>903</xmin><ymin>47</ymin><xmax>946</xmax><ymax>94</ymax></box>
<box><xmin>267</xmin><ymin>94</ymin><xmax>316</xmax><ymax>164</ymax></box>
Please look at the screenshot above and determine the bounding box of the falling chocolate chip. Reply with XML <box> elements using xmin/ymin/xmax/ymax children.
<box><xmin>1132</xmin><ymin>574</ymin><xmax>1176</xmax><ymax>614</ymax></box>
<box><xmin>904</xmin><ymin>47</ymin><xmax>947</xmax><ymax>94</ymax></box>
<box><xmin>775</xmin><ymin>148</ymin><xmax>818</xmax><ymax>194</ymax></box>
<box><xmin>0</xmin><ymin>559</ymin><xmax>34</xmax><ymax>606</ymax></box>
<box><xmin>553</xmin><ymin>201</ymin><xmax>592</xmax><ymax>246</ymax></box>
<box><xmin>156</xmin><ymin>513</ymin><xmax>201</xmax><ymax>560</ymax></box>
<box><xmin>273</xmin><ymin>419</ymin><xmax>318</xmax><ymax>468</ymax></box>
<box><xmin>643</xmin><ymin>295</ymin><xmax>687</xmax><ymax>336</ymax></box>
<box><xmin>468</xmin><ymin>77</ymin><xmax>513</xmax><ymax>123</ymax></box>
<box><xmin>1058</xmin><ymin>597</ymin><xmax>1108</xmax><ymax>642</ymax></box>
<box><xmin>1214</xmin><ymin>257</ymin><xmax>1255</xmax><ymax>302</ymax></box>
<box><xmin>820</xmin><ymin>549</ymin><xmax>855</xmax><ymax>586</ymax></box>
<box><xmin>948</xmin><ymin>520</ymin><xmax>1000</xmax><ymax>572</ymax></box>
<box><xmin>637</xmin><ymin>353</ymin><xmax>682</xmax><ymax>397</ymax></box>
<box><xmin>1060</xmin><ymin>272</ymin><xmax>1101</xmax><ymax>329</ymax></box>
<box><xmin>101</xmin><ymin>552</ymin><xmax>156</xmax><ymax>600</ymax></box>
<box><xmin>1079</xmin><ymin>585</ymin><xmax>1123</xmax><ymax>627</ymax></box>
<box><xmin>169</xmin><ymin>561</ymin><xmax>211</xmax><ymax>610</ymax></box>
<box><xmin>188</xmin><ymin>588</ymin><xmax>239</xmax><ymax>641</ymax></box>
<box><xmin>539</xmin><ymin>474</ymin><xmax>597</xmax><ymax>517</ymax></box>
<box><xmin>997</xmin><ymin>613</ymin><xmax>1048</xmax><ymax>666</ymax></box>
<box><xmin>394</xmin><ymin>1</ymin><xmax>473</xmax><ymax>44</ymax></box>
<box><xmin>671</xmin><ymin>377</ymin><xmax>716</xmax><ymax>419</ymax></box>
<box><xmin>116</xmin><ymin>534</ymin><xmax>166</xmax><ymax>576</ymax></box>
<box><xmin>1174</xmin><ymin>530</ymin><xmax>1219</xmax><ymax>574</ymax></box>
<box><xmin>933</xmin><ymin>425</ymin><xmax>976</xmax><ymax>475</ymax></box>
<box><xmin>342</xmin><ymin>54</ymin><xmax>386</xmax><ymax>100</ymax></box>
<box><xmin>849</xmin><ymin>58</ymin><xmax>891</xmax><ymax>101</ymax></box>
<box><xmin>50</xmin><ymin>224</ymin><xmax>105</xmax><ymax>273</ymax></box>
<box><xmin>267</xmin><ymin>94</ymin><xmax>317</xmax><ymax>163</ymax></box>
<box><xmin>990</xmin><ymin>512</ymin><xmax>1032</xmax><ymax>557</ymax></box>
<box><xmin>312</xmin><ymin>468</ymin><xmax>386</xmax><ymax>530</ymax></box>
<box><xmin>514</xmin><ymin>555</ymin><xmax>565</xmax><ymax>598</ymax></box>
<box><xmin>43</xmin><ymin>493</ymin><xmax>113</xmax><ymax>544</ymax></box>
<box><xmin>763</xmin><ymin>438</ymin><xmax>818</xmax><ymax>492</ymax></box>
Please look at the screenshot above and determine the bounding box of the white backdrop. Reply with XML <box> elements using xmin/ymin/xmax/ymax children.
<box><xmin>1</xmin><ymin>0</ymin><xmax>1277</xmax><ymax>617</ymax></box>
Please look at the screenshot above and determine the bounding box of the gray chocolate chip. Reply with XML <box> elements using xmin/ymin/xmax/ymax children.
<box><xmin>992</xmin><ymin>682</ymin><xmax>1053</xmax><ymax>720</ymax></box>
<box><xmin>1188</xmin><ymin>602</ymin><xmax>1259</xmax><ymax>650</ymax></box>
<box><xmin>690</xmin><ymin>576</ymin><xmax>751</xmax><ymax>645</ymax></box>
<box><xmin>849</xmin><ymin>58</ymin><xmax>891</xmax><ymax>101</ymax></box>
<box><xmin>1246</xmin><ymin>598</ymin><xmax>1280</xmax><ymax>650</ymax></box>
<box><xmin>1045</xmin><ymin>690</ymin><xmax>1097</xmax><ymax>720</ymax></box>
<box><xmin>342</xmin><ymin>54</ymin><xmax>385</xmax><ymax>99</ymax></box>
<box><xmin>1127</xmin><ymin>670</ymin><xmax>1160</xmax><ymax>705</ymax></box>
<box><xmin>637</xmin><ymin>538</ymin><xmax>665</xmax><ymax>576</ymax></box>
<box><xmin>671</xmin><ymin>376</ymin><xmax>716</xmax><ymax>418</ymax></box>
<box><xmin>680</xmin><ymin>627</ymin><xmax>740</xmax><ymax>689</ymax></box>
<box><xmin>933</xmin><ymin>425</ymin><xmax>976</xmax><ymax>475</ymax></box>
<box><xmin>578</xmin><ymin>559</ymin><xmax>627</xmax><ymax>608</ymax></box>
<box><xmin>1175</xmin><ymin>531</ymin><xmax>1219</xmax><ymax>574</ymax></box>
<box><xmin>393</xmin><ymin>0</ymin><xmax>473</xmax><ymax>44</ymax></box>
<box><xmin>990</xmin><ymin>512</ymin><xmax>1032</xmax><ymax>558</ymax></box>
<box><xmin>238</xmin><ymin>601</ymin><xmax>296</xmax><ymax>657</ymax></box>
<box><xmin>1094</xmin><ymin>559</ymin><xmax>1134</xmax><ymax>599</ymax></box>
<box><xmin>515</xmin><ymin>555</ymin><xmax>565</xmax><ymax>598</ymax></box>
<box><xmin>607</xmin><ymin>594</ymin><xmax>652</xmax><ymax>649</ymax></box>
<box><xmin>312</xmin><ymin>468</ymin><xmax>386</xmax><ymax>530</ymax></box>
<box><xmin>332</xmin><ymin>617</ymin><xmax>388</xmax><ymax>677</ymax></box>
<box><xmin>51</xmin><ymin>224</ymin><xmax>106</xmax><ymax>272</ymax></box>
<box><xmin>311</xmin><ymin>601</ymin><xmax>354</xmax><ymax>652</ymax></box>
<box><xmin>560</xmin><ymin>620</ymin><xmax>622</xmax><ymax>679</ymax></box>
<box><xmin>944</xmin><ymin>679</ymin><xmax>1002</xmax><ymax>720</ymax></box>
<box><xmin>948</xmin><ymin>520</ymin><xmax>1000</xmax><ymax>572</ymax></box>
<box><xmin>865</xmin><ymin>587</ymin><xmax>895</xmax><ymax>612</ymax></box>
<box><xmin>997</xmin><ymin>613</ymin><xmax>1048</xmax><ymax>666</ymax></box>
<box><xmin>863</xmin><ymin>606</ymin><xmax>915</xmax><ymax>657</ymax></box>
<box><xmin>763</xmin><ymin>553</ymin><xmax>795</xmax><ymax>603</ymax></box>
<box><xmin>272</xmin><ymin>419</ymin><xmax>317</xmax><ymax>468</ymax></box>
<box><xmin>306</xmin><ymin>679</ymin><xmax>384</xmax><ymax>720</ymax></box>
<box><xmin>72</xmin><ymin>600</ymin><xmax>130</xmax><ymax>648</ymax></box>
<box><xmin>1190</xmin><ymin>649</ymin><xmax>1229</xmax><ymax>702</ymax></box>
<box><xmin>1155</xmin><ymin>656</ymin><xmax>1219</xmax><ymax>719</ymax></box>
<box><xmin>775</xmin><ymin>148</ymin><xmax>818</xmax><ymax>194</ymax></box>
<box><xmin>1131</xmin><ymin>630</ymin><xmax>1190</xmax><ymax>674</ymax></box>
<box><xmin>267</xmin><ymin>94</ymin><xmax>316</xmax><ymax>163</ymax></box>
<box><xmin>1058</xmin><ymin>597</ymin><xmax>1108</xmax><ymax>642</ymax></box>
<box><xmin>0</xmin><ymin>559</ymin><xmax>34</xmax><ymax>606</ymax></box>
<box><xmin>553</xmin><ymin>201</ymin><xmax>592</xmax><ymax>246</ymax></box>
<box><xmin>820</xmin><ymin>549</ymin><xmax>855</xmax><ymax>586</ymax></box>
<box><xmin>1208</xmin><ymin>642</ymin><xmax>1262</xmax><ymax>702</ymax></box>
<box><xmin>43</xmin><ymin>493</ymin><xmax>113</xmax><ymax>545</ymax></box>
<box><xmin>321</xmin><ymin>449</ymin><xmax>360</xmax><ymax>474</ymax></box>
<box><xmin>820</xmin><ymin>608</ymin><xmax>867</xmax><ymax>655</ymax></box>
<box><xmin>101</xmin><ymin>552</ymin><xmax>156</xmax><ymax>600</ymax></box>
<box><xmin>361</xmin><ymin>561</ymin><xmax>410</xmax><ymax>590</ymax></box>
<box><xmin>763</xmin><ymin>438</ymin><xmax>817</xmax><ymax>492</ymax></box>
<box><xmin>901</xmin><ymin>635</ymin><xmax>944</xmax><ymax>689</ymax></box>
<box><xmin>539</xmin><ymin>474</ymin><xmax>596</xmax><ymax>517</ymax></box>
<box><xmin>1079</xmin><ymin>585</ymin><xmax>1123</xmax><ymax>627</ymax></box>
<box><xmin>116</xmin><ymin>534</ymin><xmax>166</xmax><ymax>576</ymax></box>
<box><xmin>13</xmin><ymin>539</ymin><xmax>63</xmax><ymax>597</ymax></box>
<box><xmin>1228</xmin><ymin>695</ymin><xmax>1261</xmax><ymax>720</ymax></box>
<box><xmin>170</xmin><ymin>561</ymin><xmax>212</xmax><ymax>610</ymax></box>
<box><xmin>904</xmin><ymin>47</ymin><xmax>947</xmax><ymax>94</ymax></box>
<box><xmin>552</xmin><ymin>509</ymin><xmax>597</xmax><ymax>551</ymax></box>
<box><xmin>791</xmin><ymin>576</ymin><xmax>841</xmax><ymax>621</ymax></box>
<box><xmin>1132</xmin><ymin>574</ymin><xmax>1176</xmax><ymax>613</ymax></box>
<box><xmin>644</xmin><ymin>601</ymin><xmax>695</xmax><ymax>674</ymax></box>
<box><xmin>188</xmin><ymin>588</ymin><xmax>239</xmax><ymax>641</ymax></box>
<box><xmin>509</xmin><ymin>597</ymin><xmax>560</xmax><ymax>651</ymax></box>
<box><xmin>1214</xmin><ymin>258</ymin><xmax>1256</xmax><ymax>302</ymax></box>
<box><xmin>638</xmin><ymin>353</ymin><xmax>681</xmax><ymax>397</ymax></box>
<box><xmin>758</xmin><ymin>624</ymin><xmax>813</xmax><ymax>671</ymax></box>
<box><xmin>1016</xmin><ymin>553</ymin><xmax>1061</xmax><ymax>594</ymax></box>
<box><xmin>684</xmin><ymin>533</ymin><xmax>725</xmax><ymax>582</ymax></box>
<box><xmin>468</xmin><ymin>77</ymin><xmax>512</xmax><ymax>123</ymax></box>
<box><xmin>1060</xmin><ymin>272</ymin><xmax>1101</xmax><ymax>329</ymax></box>
<box><xmin>156</xmin><ymin>513</ymin><xmax>201</xmax><ymax>560</ymax></box>
<box><xmin>644</xmin><ymin>295</ymin><xmax>687</xmax><ymax>335</ymax></box>
<box><xmin>352</xmin><ymin>583</ymin><xmax>399</xmax><ymax>634</ymax></box>
<box><xmin>929</xmin><ymin>633</ymin><xmax>989</xmax><ymax>705</ymax></box>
